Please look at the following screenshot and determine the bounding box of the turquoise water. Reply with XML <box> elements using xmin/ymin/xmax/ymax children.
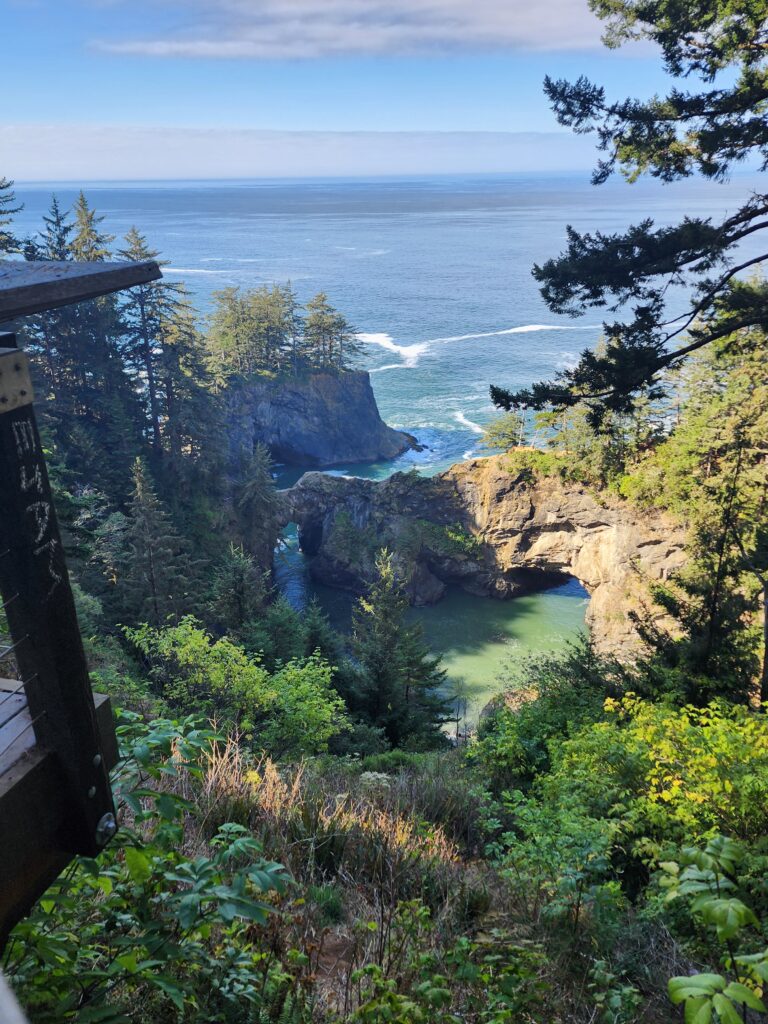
<box><xmin>14</xmin><ymin>173</ymin><xmax>759</xmax><ymax>713</ymax></box>
<box><xmin>276</xmin><ymin>525</ymin><xmax>588</xmax><ymax>721</ymax></box>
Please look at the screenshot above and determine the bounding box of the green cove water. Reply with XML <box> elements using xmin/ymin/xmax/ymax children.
<box><xmin>14</xmin><ymin>172</ymin><xmax>763</xmax><ymax>717</ymax></box>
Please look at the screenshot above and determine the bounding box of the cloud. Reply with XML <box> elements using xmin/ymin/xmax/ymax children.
<box><xmin>2</xmin><ymin>124</ymin><xmax>597</xmax><ymax>180</ymax></box>
<box><xmin>93</xmin><ymin>0</ymin><xmax>605</xmax><ymax>59</ymax></box>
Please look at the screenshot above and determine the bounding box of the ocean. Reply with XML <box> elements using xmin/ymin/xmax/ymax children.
<box><xmin>12</xmin><ymin>172</ymin><xmax>763</xmax><ymax>716</ymax></box>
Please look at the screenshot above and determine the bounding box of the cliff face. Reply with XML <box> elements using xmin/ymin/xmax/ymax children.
<box><xmin>282</xmin><ymin>455</ymin><xmax>687</xmax><ymax>656</ymax></box>
<box><xmin>226</xmin><ymin>370</ymin><xmax>415</xmax><ymax>467</ymax></box>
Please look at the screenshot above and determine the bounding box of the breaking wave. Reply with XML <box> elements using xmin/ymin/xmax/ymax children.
<box><xmin>453</xmin><ymin>411</ymin><xmax>484</xmax><ymax>434</ymax></box>
<box><xmin>358</xmin><ymin>324</ymin><xmax>600</xmax><ymax>371</ymax></box>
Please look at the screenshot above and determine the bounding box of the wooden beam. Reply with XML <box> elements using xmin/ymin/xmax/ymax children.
<box><xmin>0</xmin><ymin>336</ymin><xmax>116</xmax><ymax>858</ymax></box>
<box><xmin>0</xmin><ymin>690</ymin><xmax>117</xmax><ymax>949</ymax></box>
<box><xmin>0</xmin><ymin>259</ymin><xmax>161</xmax><ymax>321</ymax></box>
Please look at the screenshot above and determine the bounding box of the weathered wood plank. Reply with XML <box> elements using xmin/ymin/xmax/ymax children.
<box><xmin>0</xmin><ymin>690</ymin><xmax>117</xmax><ymax>948</ymax></box>
<box><xmin>0</xmin><ymin>258</ymin><xmax>161</xmax><ymax>321</ymax></box>
<box><xmin>0</xmin><ymin>348</ymin><xmax>116</xmax><ymax>857</ymax></box>
<box><xmin>0</xmin><ymin>689</ymin><xmax>35</xmax><ymax>775</ymax></box>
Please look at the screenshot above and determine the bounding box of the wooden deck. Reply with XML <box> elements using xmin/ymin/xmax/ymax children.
<box><xmin>0</xmin><ymin>680</ymin><xmax>118</xmax><ymax>947</ymax></box>
<box><xmin>0</xmin><ymin>680</ymin><xmax>36</xmax><ymax>776</ymax></box>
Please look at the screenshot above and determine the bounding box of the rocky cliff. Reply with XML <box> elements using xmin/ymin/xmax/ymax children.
<box><xmin>281</xmin><ymin>454</ymin><xmax>687</xmax><ymax>656</ymax></box>
<box><xmin>226</xmin><ymin>370</ymin><xmax>415</xmax><ymax>467</ymax></box>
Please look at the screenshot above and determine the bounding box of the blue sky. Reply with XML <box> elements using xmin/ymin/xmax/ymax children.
<box><xmin>3</xmin><ymin>0</ymin><xmax>673</xmax><ymax>178</ymax></box>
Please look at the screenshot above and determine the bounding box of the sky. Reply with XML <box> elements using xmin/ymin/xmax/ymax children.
<box><xmin>2</xmin><ymin>0</ymin><xmax>672</xmax><ymax>179</ymax></box>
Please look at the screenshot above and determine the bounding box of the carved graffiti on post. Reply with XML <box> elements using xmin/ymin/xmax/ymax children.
<box><xmin>11</xmin><ymin>416</ymin><xmax>63</xmax><ymax>597</ymax></box>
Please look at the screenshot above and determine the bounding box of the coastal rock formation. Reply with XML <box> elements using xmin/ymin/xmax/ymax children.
<box><xmin>281</xmin><ymin>454</ymin><xmax>687</xmax><ymax>656</ymax></box>
<box><xmin>226</xmin><ymin>370</ymin><xmax>415</xmax><ymax>467</ymax></box>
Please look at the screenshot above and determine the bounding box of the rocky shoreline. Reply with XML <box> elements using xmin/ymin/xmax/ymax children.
<box><xmin>280</xmin><ymin>454</ymin><xmax>687</xmax><ymax>657</ymax></box>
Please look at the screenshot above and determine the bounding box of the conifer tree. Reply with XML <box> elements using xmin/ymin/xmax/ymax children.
<box><xmin>237</xmin><ymin>442</ymin><xmax>282</xmax><ymax>552</ymax></box>
<box><xmin>22</xmin><ymin>197</ymin><xmax>75</xmax><ymax>392</ymax></box>
<box><xmin>302</xmin><ymin>598</ymin><xmax>343</xmax><ymax>665</ymax></box>
<box><xmin>352</xmin><ymin>550</ymin><xmax>449</xmax><ymax>748</ymax></box>
<box><xmin>0</xmin><ymin>176</ymin><xmax>21</xmax><ymax>254</ymax></box>
<box><xmin>492</xmin><ymin>0</ymin><xmax>768</xmax><ymax>424</ymax></box>
<box><xmin>118</xmin><ymin>228</ymin><xmax>181</xmax><ymax>450</ymax></box>
<box><xmin>119</xmin><ymin>458</ymin><xmax>196</xmax><ymax>626</ymax></box>
<box><xmin>304</xmin><ymin>292</ymin><xmax>360</xmax><ymax>370</ymax></box>
<box><xmin>280</xmin><ymin>282</ymin><xmax>304</xmax><ymax>375</ymax></box>
<box><xmin>207</xmin><ymin>544</ymin><xmax>269</xmax><ymax>633</ymax></box>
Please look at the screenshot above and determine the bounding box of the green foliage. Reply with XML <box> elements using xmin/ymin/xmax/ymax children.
<box><xmin>93</xmin><ymin>458</ymin><xmax>199</xmax><ymax>626</ymax></box>
<box><xmin>206</xmin><ymin>544</ymin><xmax>270</xmax><ymax>633</ymax></box>
<box><xmin>492</xmin><ymin>0</ymin><xmax>768</xmax><ymax>422</ymax></box>
<box><xmin>349</xmin><ymin>902</ymin><xmax>547</xmax><ymax>1024</ymax></box>
<box><xmin>417</xmin><ymin>521</ymin><xmax>483</xmax><ymax>559</ymax></box>
<box><xmin>480</xmin><ymin>411</ymin><xmax>526</xmax><ymax>453</ymax></box>
<box><xmin>661</xmin><ymin>837</ymin><xmax>768</xmax><ymax>1024</ymax></box>
<box><xmin>471</xmin><ymin>639</ymin><xmax>616</xmax><ymax>792</ymax></box>
<box><xmin>126</xmin><ymin>616</ymin><xmax>347</xmax><ymax>757</ymax></box>
<box><xmin>6</xmin><ymin>715</ymin><xmax>292</xmax><ymax>1023</ymax></box>
<box><xmin>351</xmin><ymin>549</ymin><xmax>451</xmax><ymax>749</ymax></box>
<box><xmin>0</xmin><ymin>175</ymin><xmax>21</xmax><ymax>253</ymax></box>
<box><xmin>620</xmin><ymin>330</ymin><xmax>768</xmax><ymax>700</ymax></box>
<box><xmin>206</xmin><ymin>285</ymin><xmax>358</xmax><ymax>380</ymax></box>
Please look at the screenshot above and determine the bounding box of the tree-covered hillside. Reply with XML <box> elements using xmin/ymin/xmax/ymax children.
<box><xmin>2</xmin><ymin>0</ymin><xmax>768</xmax><ymax>1012</ymax></box>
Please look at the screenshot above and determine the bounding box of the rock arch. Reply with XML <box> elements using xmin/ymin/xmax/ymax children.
<box><xmin>280</xmin><ymin>455</ymin><xmax>686</xmax><ymax>656</ymax></box>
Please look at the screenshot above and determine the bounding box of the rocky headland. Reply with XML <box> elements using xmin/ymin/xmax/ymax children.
<box><xmin>226</xmin><ymin>370</ymin><xmax>415</xmax><ymax>467</ymax></box>
<box><xmin>281</xmin><ymin>454</ymin><xmax>687</xmax><ymax>656</ymax></box>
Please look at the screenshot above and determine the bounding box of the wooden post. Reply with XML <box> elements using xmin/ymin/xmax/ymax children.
<box><xmin>0</xmin><ymin>333</ymin><xmax>115</xmax><ymax>857</ymax></box>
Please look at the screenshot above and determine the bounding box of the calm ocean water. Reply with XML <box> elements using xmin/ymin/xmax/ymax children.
<box><xmin>13</xmin><ymin>173</ymin><xmax>763</xmax><ymax>715</ymax></box>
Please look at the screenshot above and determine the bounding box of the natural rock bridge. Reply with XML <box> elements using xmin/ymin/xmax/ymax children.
<box><xmin>279</xmin><ymin>454</ymin><xmax>687</xmax><ymax>656</ymax></box>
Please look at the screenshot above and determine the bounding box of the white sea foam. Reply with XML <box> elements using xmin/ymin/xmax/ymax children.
<box><xmin>359</xmin><ymin>324</ymin><xmax>600</xmax><ymax>372</ymax></box>
<box><xmin>164</xmin><ymin>267</ymin><xmax>227</xmax><ymax>275</ymax></box>
<box><xmin>427</xmin><ymin>324</ymin><xmax>599</xmax><ymax>344</ymax></box>
<box><xmin>358</xmin><ymin>332</ymin><xmax>429</xmax><ymax>369</ymax></box>
<box><xmin>453</xmin><ymin>411</ymin><xmax>484</xmax><ymax>434</ymax></box>
<box><xmin>463</xmin><ymin>449</ymin><xmax>476</xmax><ymax>460</ymax></box>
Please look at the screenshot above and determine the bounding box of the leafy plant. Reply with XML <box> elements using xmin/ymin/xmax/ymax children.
<box><xmin>6</xmin><ymin>714</ymin><xmax>295</xmax><ymax>1023</ymax></box>
<box><xmin>661</xmin><ymin>836</ymin><xmax>768</xmax><ymax>1024</ymax></box>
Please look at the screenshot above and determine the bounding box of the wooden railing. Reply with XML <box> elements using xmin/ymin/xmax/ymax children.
<box><xmin>0</xmin><ymin>331</ymin><xmax>118</xmax><ymax>948</ymax></box>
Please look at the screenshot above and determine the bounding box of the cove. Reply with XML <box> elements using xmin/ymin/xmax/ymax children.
<box><xmin>274</xmin><ymin>474</ymin><xmax>588</xmax><ymax>724</ymax></box>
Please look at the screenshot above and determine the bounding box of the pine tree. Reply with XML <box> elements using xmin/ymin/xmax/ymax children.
<box><xmin>491</xmin><ymin>0</ymin><xmax>768</xmax><ymax>424</ymax></box>
<box><xmin>302</xmin><ymin>598</ymin><xmax>342</xmax><ymax>664</ymax></box>
<box><xmin>304</xmin><ymin>292</ymin><xmax>360</xmax><ymax>371</ymax></box>
<box><xmin>280</xmin><ymin>282</ymin><xmax>304</xmax><ymax>375</ymax></box>
<box><xmin>235</xmin><ymin>442</ymin><xmax>279</xmax><ymax>552</ymax></box>
<box><xmin>352</xmin><ymin>550</ymin><xmax>449</xmax><ymax>748</ymax></box>
<box><xmin>119</xmin><ymin>458</ymin><xmax>196</xmax><ymax>626</ymax></box>
<box><xmin>118</xmin><ymin>227</ymin><xmax>181</xmax><ymax>450</ymax></box>
<box><xmin>207</xmin><ymin>544</ymin><xmax>269</xmax><ymax>633</ymax></box>
<box><xmin>21</xmin><ymin>197</ymin><xmax>75</xmax><ymax>393</ymax></box>
<box><xmin>0</xmin><ymin>176</ymin><xmax>22</xmax><ymax>254</ymax></box>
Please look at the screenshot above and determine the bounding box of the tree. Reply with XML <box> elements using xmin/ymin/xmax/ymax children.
<box><xmin>0</xmin><ymin>176</ymin><xmax>21</xmax><ymax>254</ymax></box>
<box><xmin>126</xmin><ymin>616</ymin><xmax>347</xmax><ymax>756</ymax></box>
<box><xmin>207</xmin><ymin>544</ymin><xmax>269</xmax><ymax>633</ymax></box>
<box><xmin>21</xmin><ymin>193</ymin><xmax>144</xmax><ymax>501</ymax></box>
<box><xmin>118</xmin><ymin>227</ymin><xmax>181</xmax><ymax>450</ymax></box>
<box><xmin>234</xmin><ymin>442</ymin><xmax>280</xmax><ymax>557</ymax></box>
<box><xmin>492</xmin><ymin>0</ymin><xmax>768</xmax><ymax>425</ymax></box>
<box><xmin>481</xmin><ymin>411</ymin><xmax>526</xmax><ymax>452</ymax></box>
<box><xmin>352</xmin><ymin>549</ymin><xmax>450</xmax><ymax>749</ymax></box>
<box><xmin>622</xmin><ymin>322</ymin><xmax>768</xmax><ymax>701</ymax></box>
<box><xmin>303</xmin><ymin>292</ymin><xmax>360</xmax><ymax>371</ymax></box>
<box><xmin>115</xmin><ymin>458</ymin><xmax>197</xmax><ymax>626</ymax></box>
